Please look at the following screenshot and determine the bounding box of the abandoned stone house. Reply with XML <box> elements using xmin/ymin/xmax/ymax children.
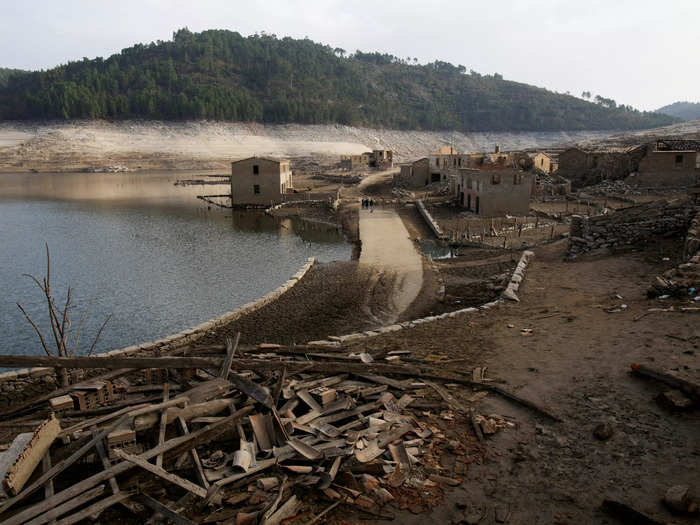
<box><xmin>557</xmin><ymin>145</ymin><xmax>645</xmax><ymax>186</ymax></box>
<box><xmin>529</xmin><ymin>151</ymin><xmax>558</xmax><ymax>174</ymax></box>
<box><xmin>398</xmin><ymin>157</ymin><xmax>431</xmax><ymax>187</ymax></box>
<box><xmin>631</xmin><ymin>139</ymin><xmax>700</xmax><ymax>187</ymax></box>
<box><xmin>339</xmin><ymin>152</ymin><xmax>372</xmax><ymax>170</ymax></box>
<box><xmin>559</xmin><ymin>140</ymin><xmax>700</xmax><ymax>188</ymax></box>
<box><xmin>230</xmin><ymin>156</ymin><xmax>293</xmax><ymax>206</ymax></box>
<box><xmin>340</xmin><ymin>149</ymin><xmax>393</xmax><ymax>170</ymax></box>
<box><xmin>449</xmin><ymin>168</ymin><xmax>534</xmax><ymax>217</ymax></box>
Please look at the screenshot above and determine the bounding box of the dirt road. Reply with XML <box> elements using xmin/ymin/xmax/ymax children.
<box><xmin>359</xmin><ymin>206</ymin><xmax>423</xmax><ymax>322</ymax></box>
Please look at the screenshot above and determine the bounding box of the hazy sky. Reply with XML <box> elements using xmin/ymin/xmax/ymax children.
<box><xmin>1</xmin><ymin>0</ymin><xmax>697</xmax><ymax>111</ymax></box>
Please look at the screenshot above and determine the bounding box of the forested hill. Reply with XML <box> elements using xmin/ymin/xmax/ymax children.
<box><xmin>656</xmin><ymin>101</ymin><xmax>700</xmax><ymax>122</ymax></box>
<box><xmin>0</xmin><ymin>68</ymin><xmax>27</xmax><ymax>87</ymax></box>
<box><xmin>0</xmin><ymin>29</ymin><xmax>677</xmax><ymax>131</ymax></box>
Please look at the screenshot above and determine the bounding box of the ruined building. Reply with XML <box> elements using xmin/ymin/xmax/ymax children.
<box><xmin>231</xmin><ymin>156</ymin><xmax>293</xmax><ymax>206</ymax></box>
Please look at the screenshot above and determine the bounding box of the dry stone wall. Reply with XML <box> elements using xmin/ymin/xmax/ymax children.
<box><xmin>568</xmin><ymin>201</ymin><xmax>696</xmax><ymax>258</ymax></box>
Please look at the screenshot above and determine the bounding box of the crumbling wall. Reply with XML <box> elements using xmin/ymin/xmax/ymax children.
<box><xmin>568</xmin><ymin>201</ymin><xmax>696</xmax><ymax>258</ymax></box>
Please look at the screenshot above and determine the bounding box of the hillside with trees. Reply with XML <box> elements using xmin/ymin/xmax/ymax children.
<box><xmin>0</xmin><ymin>29</ymin><xmax>678</xmax><ymax>131</ymax></box>
<box><xmin>656</xmin><ymin>101</ymin><xmax>700</xmax><ymax>122</ymax></box>
<box><xmin>0</xmin><ymin>68</ymin><xmax>26</xmax><ymax>87</ymax></box>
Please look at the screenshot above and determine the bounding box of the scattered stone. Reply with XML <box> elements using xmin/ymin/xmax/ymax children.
<box><xmin>593</xmin><ymin>422</ymin><xmax>614</xmax><ymax>441</ymax></box>
<box><xmin>663</xmin><ymin>484</ymin><xmax>692</xmax><ymax>514</ymax></box>
<box><xmin>657</xmin><ymin>389</ymin><xmax>694</xmax><ymax>411</ymax></box>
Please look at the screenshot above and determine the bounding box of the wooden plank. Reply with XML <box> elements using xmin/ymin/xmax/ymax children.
<box><xmin>24</xmin><ymin>484</ymin><xmax>105</xmax><ymax>525</ymax></box>
<box><xmin>58</xmin><ymin>403</ymin><xmax>149</xmax><ymax>439</ymax></box>
<box><xmin>113</xmin><ymin>449</ymin><xmax>207</xmax><ymax>498</ymax></box>
<box><xmin>94</xmin><ymin>433</ymin><xmax>120</xmax><ymax>495</ymax></box>
<box><xmin>41</xmin><ymin>453</ymin><xmax>56</xmax><ymax>525</ymax></box>
<box><xmin>219</xmin><ymin>333</ymin><xmax>240</xmax><ymax>381</ymax></box>
<box><xmin>55</xmin><ymin>490</ymin><xmax>134</xmax><ymax>525</ymax></box>
<box><xmin>175</xmin><ymin>416</ymin><xmax>209</xmax><ymax>489</ymax></box>
<box><xmin>0</xmin><ymin>356</ymin><xmax>221</xmax><ymax>369</ymax></box>
<box><xmin>631</xmin><ymin>363</ymin><xmax>700</xmax><ymax>401</ymax></box>
<box><xmin>0</xmin><ymin>407</ymin><xmax>253</xmax><ymax>525</ymax></box>
<box><xmin>156</xmin><ymin>384</ymin><xmax>169</xmax><ymax>468</ymax></box>
<box><xmin>135</xmin><ymin>493</ymin><xmax>196</xmax><ymax>525</ymax></box>
<box><xmin>4</xmin><ymin>415</ymin><xmax>61</xmax><ymax>496</ymax></box>
<box><xmin>0</xmin><ymin>413</ymin><xmax>129</xmax><ymax>515</ymax></box>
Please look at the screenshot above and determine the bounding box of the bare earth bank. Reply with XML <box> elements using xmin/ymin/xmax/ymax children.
<box><xmin>0</xmin><ymin>120</ymin><xmax>622</xmax><ymax>172</ymax></box>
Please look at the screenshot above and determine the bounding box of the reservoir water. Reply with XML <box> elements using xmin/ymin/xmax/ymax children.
<box><xmin>0</xmin><ymin>172</ymin><xmax>351</xmax><ymax>357</ymax></box>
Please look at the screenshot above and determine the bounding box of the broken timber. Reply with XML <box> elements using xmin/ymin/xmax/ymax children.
<box><xmin>0</xmin><ymin>354</ymin><xmax>560</xmax><ymax>421</ymax></box>
<box><xmin>0</xmin><ymin>407</ymin><xmax>254</xmax><ymax>525</ymax></box>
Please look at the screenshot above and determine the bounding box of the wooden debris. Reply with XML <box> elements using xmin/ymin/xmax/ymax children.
<box><xmin>631</xmin><ymin>363</ymin><xmax>700</xmax><ymax>402</ymax></box>
<box><xmin>114</xmin><ymin>449</ymin><xmax>208</xmax><ymax>498</ymax></box>
<box><xmin>3</xmin><ymin>414</ymin><xmax>60</xmax><ymax>496</ymax></box>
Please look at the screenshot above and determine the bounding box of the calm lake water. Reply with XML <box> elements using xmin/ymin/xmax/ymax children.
<box><xmin>0</xmin><ymin>172</ymin><xmax>350</xmax><ymax>357</ymax></box>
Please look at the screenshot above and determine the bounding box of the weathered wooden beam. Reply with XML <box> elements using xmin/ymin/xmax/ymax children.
<box><xmin>631</xmin><ymin>363</ymin><xmax>700</xmax><ymax>401</ymax></box>
<box><xmin>41</xmin><ymin>453</ymin><xmax>56</xmax><ymax>525</ymax></box>
<box><xmin>175</xmin><ymin>416</ymin><xmax>209</xmax><ymax>489</ymax></box>
<box><xmin>0</xmin><ymin>407</ymin><xmax>253</xmax><ymax>525</ymax></box>
<box><xmin>135</xmin><ymin>493</ymin><xmax>197</xmax><ymax>525</ymax></box>
<box><xmin>156</xmin><ymin>384</ymin><xmax>169</xmax><ymax>468</ymax></box>
<box><xmin>0</xmin><ymin>413</ymin><xmax>130</xmax><ymax>515</ymax></box>
<box><xmin>219</xmin><ymin>333</ymin><xmax>240</xmax><ymax>381</ymax></box>
<box><xmin>24</xmin><ymin>484</ymin><xmax>105</xmax><ymax>525</ymax></box>
<box><xmin>113</xmin><ymin>449</ymin><xmax>207</xmax><ymax>498</ymax></box>
<box><xmin>0</xmin><ymin>355</ymin><xmax>221</xmax><ymax>369</ymax></box>
<box><xmin>55</xmin><ymin>490</ymin><xmax>134</xmax><ymax>525</ymax></box>
<box><xmin>3</xmin><ymin>415</ymin><xmax>61</xmax><ymax>496</ymax></box>
<box><xmin>94</xmin><ymin>433</ymin><xmax>120</xmax><ymax>495</ymax></box>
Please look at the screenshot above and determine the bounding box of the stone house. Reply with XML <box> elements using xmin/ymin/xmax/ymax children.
<box><xmin>632</xmin><ymin>139</ymin><xmax>700</xmax><ymax>187</ymax></box>
<box><xmin>340</xmin><ymin>150</ymin><xmax>393</xmax><ymax>169</ymax></box>
<box><xmin>397</xmin><ymin>157</ymin><xmax>431</xmax><ymax>187</ymax></box>
<box><xmin>340</xmin><ymin>152</ymin><xmax>372</xmax><ymax>170</ymax></box>
<box><xmin>231</xmin><ymin>156</ymin><xmax>293</xmax><ymax>206</ymax></box>
<box><xmin>530</xmin><ymin>152</ymin><xmax>556</xmax><ymax>174</ymax></box>
<box><xmin>450</xmin><ymin>168</ymin><xmax>534</xmax><ymax>217</ymax></box>
<box><xmin>557</xmin><ymin>145</ymin><xmax>645</xmax><ymax>186</ymax></box>
<box><xmin>370</xmin><ymin>149</ymin><xmax>393</xmax><ymax>168</ymax></box>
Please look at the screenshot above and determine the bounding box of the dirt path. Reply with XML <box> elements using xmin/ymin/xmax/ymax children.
<box><xmin>357</xmin><ymin>168</ymin><xmax>399</xmax><ymax>192</ymax></box>
<box><xmin>359</xmin><ymin>206</ymin><xmax>424</xmax><ymax>322</ymax></box>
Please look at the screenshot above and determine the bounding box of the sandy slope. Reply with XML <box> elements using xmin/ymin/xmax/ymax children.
<box><xmin>0</xmin><ymin>120</ymin><xmax>622</xmax><ymax>172</ymax></box>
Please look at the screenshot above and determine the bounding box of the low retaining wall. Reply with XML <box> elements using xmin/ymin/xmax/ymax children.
<box><xmin>568</xmin><ymin>201</ymin><xmax>695</xmax><ymax>258</ymax></box>
<box><xmin>417</xmin><ymin>200</ymin><xmax>448</xmax><ymax>240</ymax></box>
<box><xmin>0</xmin><ymin>257</ymin><xmax>317</xmax><ymax>392</ymax></box>
<box><xmin>306</xmin><ymin>250</ymin><xmax>534</xmax><ymax>347</ymax></box>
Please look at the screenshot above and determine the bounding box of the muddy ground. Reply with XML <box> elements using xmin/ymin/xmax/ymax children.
<box><xmin>334</xmin><ymin>237</ymin><xmax>700</xmax><ymax>525</ymax></box>
<box><xmin>198</xmin><ymin>261</ymin><xmax>399</xmax><ymax>346</ymax></box>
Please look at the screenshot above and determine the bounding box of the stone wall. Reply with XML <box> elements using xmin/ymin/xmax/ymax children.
<box><xmin>568</xmin><ymin>201</ymin><xmax>696</xmax><ymax>258</ymax></box>
<box><xmin>417</xmin><ymin>199</ymin><xmax>447</xmax><ymax>240</ymax></box>
<box><xmin>0</xmin><ymin>257</ymin><xmax>317</xmax><ymax>404</ymax></box>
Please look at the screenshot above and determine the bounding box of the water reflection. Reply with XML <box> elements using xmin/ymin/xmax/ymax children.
<box><xmin>0</xmin><ymin>171</ymin><xmax>350</xmax><ymax>356</ymax></box>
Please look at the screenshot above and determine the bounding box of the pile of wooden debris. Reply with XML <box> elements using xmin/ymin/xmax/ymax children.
<box><xmin>0</xmin><ymin>337</ymin><xmax>553</xmax><ymax>524</ymax></box>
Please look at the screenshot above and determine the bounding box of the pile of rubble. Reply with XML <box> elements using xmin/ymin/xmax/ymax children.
<box><xmin>568</xmin><ymin>201</ymin><xmax>696</xmax><ymax>258</ymax></box>
<box><xmin>582</xmin><ymin>179</ymin><xmax>639</xmax><ymax>196</ymax></box>
<box><xmin>0</xmin><ymin>339</ymin><xmax>538</xmax><ymax>524</ymax></box>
